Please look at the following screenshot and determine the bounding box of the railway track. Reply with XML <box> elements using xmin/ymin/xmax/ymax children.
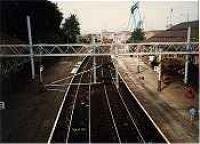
<box><xmin>48</xmin><ymin>56</ymin><xmax>92</xmax><ymax>143</ymax></box>
<box><xmin>102</xmin><ymin>56</ymin><xmax>145</xmax><ymax>143</ymax></box>
<box><xmin>90</xmin><ymin>56</ymin><xmax>120</xmax><ymax>143</ymax></box>
<box><xmin>48</xmin><ymin>55</ymin><xmax>168</xmax><ymax>143</ymax></box>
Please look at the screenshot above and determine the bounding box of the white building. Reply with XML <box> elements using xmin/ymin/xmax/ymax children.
<box><xmin>101</xmin><ymin>31</ymin><xmax>132</xmax><ymax>43</ymax></box>
<box><xmin>115</xmin><ymin>31</ymin><xmax>132</xmax><ymax>43</ymax></box>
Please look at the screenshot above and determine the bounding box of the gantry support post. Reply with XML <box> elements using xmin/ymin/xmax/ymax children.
<box><xmin>115</xmin><ymin>43</ymin><xmax>119</xmax><ymax>89</ymax></box>
<box><xmin>92</xmin><ymin>36</ymin><xmax>97</xmax><ymax>84</ymax></box>
<box><xmin>136</xmin><ymin>55</ymin><xmax>140</xmax><ymax>73</ymax></box>
<box><xmin>39</xmin><ymin>50</ymin><xmax>43</xmax><ymax>83</ymax></box>
<box><xmin>158</xmin><ymin>48</ymin><xmax>162</xmax><ymax>92</ymax></box>
<box><xmin>184</xmin><ymin>25</ymin><xmax>191</xmax><ymax>84</ymax></box>
<box><xmin>26</xmin><ymin>16</ymin><xmax>35</xmax><ymax>79</ymax></box>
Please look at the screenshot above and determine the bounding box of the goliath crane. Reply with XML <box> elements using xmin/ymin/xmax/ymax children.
<box><xmin>128</xmin><ymin>1</ymin><xmax>143</xmax><ymax>31</ymax></box>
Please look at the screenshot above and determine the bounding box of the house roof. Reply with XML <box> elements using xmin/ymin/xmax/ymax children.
<box><xmin>168</xmin><ymin>20</ymin><xmax>199</xmax><ymax>31</ymax></box>
<box><xmin>145</xmin><ymin>30</ymin><xmax>187</xmax><ymax>42</ymax></box>
<box><xmin>144</xmin><ymin>21</ymin><xmax>199</xmax><ymax>42</ymax></box>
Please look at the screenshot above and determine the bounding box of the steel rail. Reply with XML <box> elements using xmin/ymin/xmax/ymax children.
<box><xmin>103</xmin><ymin>83</ymin><xmax>122</xmax><ymax>143</ymax></box>
<box><xmin>47</xmin><ymin>56</ymin><xmax>88</xmax><ymax>143</ymax></box>
<box><xmin>47</xmin><ymin>70</ymin><xmax>75</xmax><ymax>143</ymax></box>
<box><xmin>118</xmin><ymin>72</ymin><xmax>170</xmax><ymax>144</ymax></box>
<box><xmin>102</xmin><ymin>59</ymin><xmax>121</xmax><ymax>143</ymax></box>
<box><xmin>65</xmin><ymin>57</ymin><xmax>92</xmax><ymax>143</ymax></box>
<box><xmin>65</xmin><ymin>73</ymin><xmax>84</xmax><ymax>142</ymax></box>
<box><xmin>109</xmin><ymin>70</ymin><xmax>145</xmax><ymax>143</ymax></box>
<box><xmin>104</xmin><ymin>56</ymin><xmax>145</xmax><ymax>142</ymax></box>
<box><xmin>110</xmin><ymin>56</ymin><xmax>169</xmax><ymax>143</ymax></box>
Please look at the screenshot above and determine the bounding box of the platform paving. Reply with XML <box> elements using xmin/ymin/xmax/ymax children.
<box><xmin>118</xmin><ymin>56</ymin><xmax>199</xmax><ymax>143</ymax></box>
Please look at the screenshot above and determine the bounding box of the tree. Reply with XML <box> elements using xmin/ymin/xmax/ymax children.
<box><xmin>0</xmin><ymin>0</ymin><xmax>63</xmax><ymax>43</ymax></box>
<box><xmin>0</xmin><ymin>1</ymin><xmax>82</xmax><ymax>79</ymax></box>
<box><xmin>61</xmin><ymin>14</ymin><xmax>80</xmax><ymax>43</ymax></box>
<box><xmin>128</xmin><ymin>28</ymin><xmax>144</xmax><ymax>43</ymax></box>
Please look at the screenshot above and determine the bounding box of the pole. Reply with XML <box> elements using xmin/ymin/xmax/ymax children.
<box><xmin>115</xmin><ymin>44</ymin><xmax>119</xmax><ymax>88</ymax></box>
<box><xmin>158</xmin><ymin>48</ymin><xmax>162</xmax><ymax>91</ymax></box>
<box><xmin>39</xmin><ymin>50</ymin><xmax>43</xmax><ymax>83</ymax></box>
<box><xmin>26</xmin><ymin>16</ymin><xmax>35</xmax><ymax>79</ymax></box>
<box><xmin>137</xmin><ymin>55</ymin><xmax>140</xmax><ymax>73</ymax></box>
<box><xmin>40</xmin><ymin>67</ymin><xmax>43</xmax><ymax>83</ymax></box>
<box><xmin>101</xmin><ymin>31</ymin><xmax>103</xmax><ymax>44</ymax></box>
<box><xmin>184</xmin><ymin>25</ymin><xmax>191</xmax><ymax>84</ymax></box>
<box><xmin>92</xmin><ymin>36</ymin><xmax>96</xmax><ymax>84</ymax></box>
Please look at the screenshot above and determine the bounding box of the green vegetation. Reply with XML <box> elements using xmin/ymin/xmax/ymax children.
<box><xmin>0</xmin><ymin>0</ymin><xmax>81</xmax><ymax>78</ymax></box>
<box><xmin>0</xmin><ymin>0</ymin><xmax>80</xmax><ymax>43</ymax></box>
<box><xmin>128</xmin><ymin>28</ymin><xmax>145</xmax><ymax>43</ymax></box>
<box><xmin>61</xmin><ymin>14</ymin><xmax>80</xmax><ymax>43</ymax></box>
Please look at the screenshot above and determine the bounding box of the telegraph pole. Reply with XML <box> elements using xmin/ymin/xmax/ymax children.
<box><xmin>26</xmin><ymin>16</ymin><xmax>35</xmax><ymax>79</ymax></box>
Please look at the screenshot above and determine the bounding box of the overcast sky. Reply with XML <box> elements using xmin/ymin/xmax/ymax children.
<box><xmin>51</xmin><ymin>0</ymin><xmax>198</xmax><ymax>34</ymax></box>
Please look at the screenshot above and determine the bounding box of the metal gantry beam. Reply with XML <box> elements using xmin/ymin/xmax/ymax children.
<box><xmin>0</xmin><ymin>42</ymin><xmax>199</xmax><ymax>57</ymax></box>
<box><xmin>0</xmin><ymin>52</ymin><xmax>199</xmax><ymax>57</ymax></box>
<box><xmin>1</xmin><ymin>41</ymin><xmax>199</xmax><ymax>92</ymax></box>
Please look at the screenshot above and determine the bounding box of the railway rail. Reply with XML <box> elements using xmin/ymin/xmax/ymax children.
<box><xmin>48</xmin><ymin>56</ymin><xmax>92</xmax><ymax>143</ymax></box>
<box><xmin>48</xmin><ymin>55</ymin><xmax>168</xmax><ymax>143</ymax></box>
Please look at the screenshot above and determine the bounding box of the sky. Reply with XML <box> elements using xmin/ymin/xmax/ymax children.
<box><xmin>51</xmin><ymin>0</ymin><xmax>199</xmax><ymax>34</ymax></box>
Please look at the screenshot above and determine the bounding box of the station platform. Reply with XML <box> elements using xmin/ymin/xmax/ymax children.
<box><xmin>118</xmin><ymin>56</ymin><xmax>199</xmax><ymax>143</ymax></box>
